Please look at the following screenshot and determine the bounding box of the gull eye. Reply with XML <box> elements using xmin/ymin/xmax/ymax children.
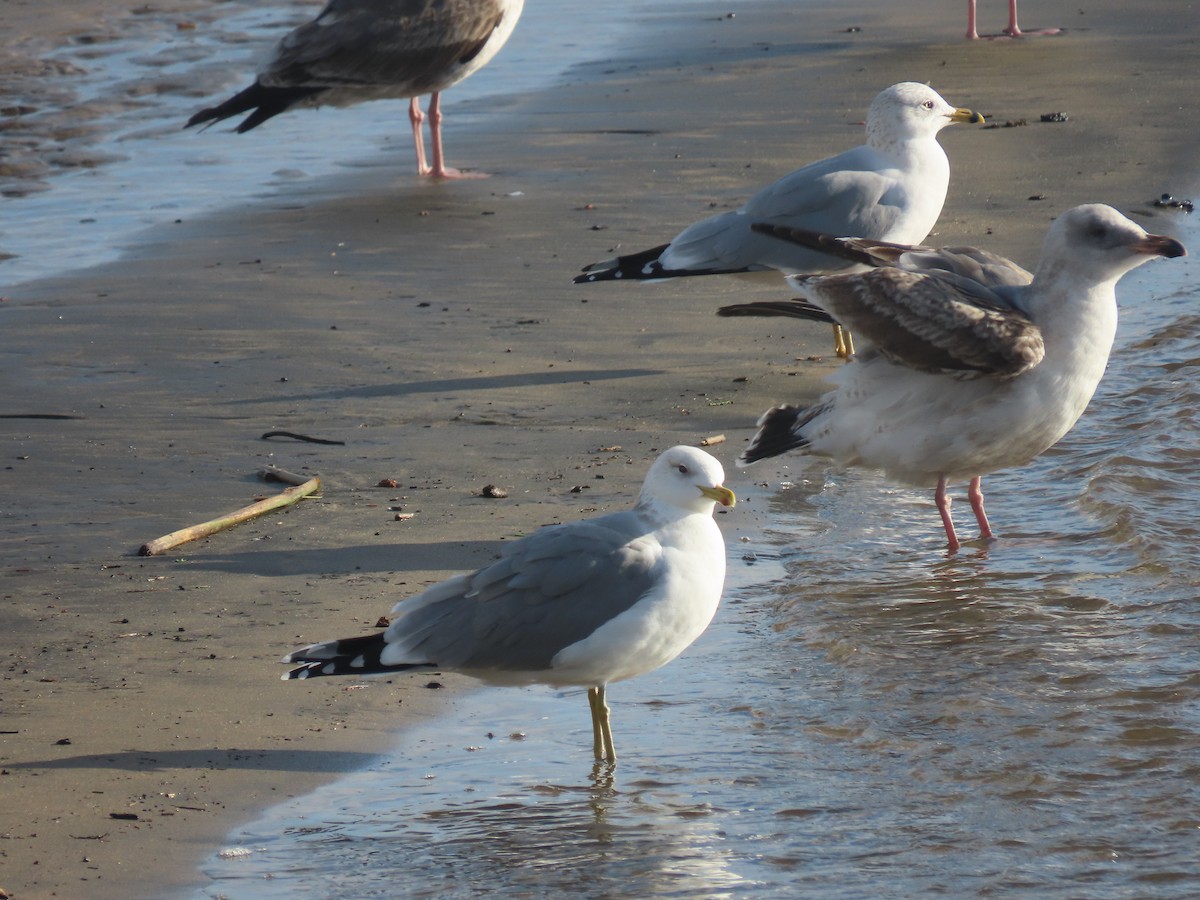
<box><xmin>922</xmin><ymin>100</ymin><xmax>935</xmax><ymax>109</ymax></box>
<box><xmin>677</xmin><ymin>464</ymin><xmax>690</xmax><ymax>475</ymax></box>
<box><xmin>1087</xmin><ymin>225</ymin><xmax>1109</xmax><ymax>241</ymax></box>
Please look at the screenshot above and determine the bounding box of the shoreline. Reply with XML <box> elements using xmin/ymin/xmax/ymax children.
<box><xmin>2</xmin><ymin>0</ymin><xmax>1198</xmax><ymax>897</ymax></box>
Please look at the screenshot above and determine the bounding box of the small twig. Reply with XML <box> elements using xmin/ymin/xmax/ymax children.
<box><xmin>258</xmin><ymin>465</ymin><xmax>311</xmax><ymax>486</ymax></box>
<box><xmin>260</xmin><ymin>430</ymin><xmax>345</xmax><ymax>445</ymax></box>
<box><xmin>139</xmin><ymin>476</ymin><xmax>321</xmax><ymax>556</ymax></box>
<box><xmin>699</xmin><ymin>434</ymin><xmax>726</xmax><ymax>447</ymax></box>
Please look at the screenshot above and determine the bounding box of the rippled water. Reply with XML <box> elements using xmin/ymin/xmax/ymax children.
<box><xmin>201</xmin><ymin>220</ymin><xmax>1200</xmax><ymax>897</ymax></box>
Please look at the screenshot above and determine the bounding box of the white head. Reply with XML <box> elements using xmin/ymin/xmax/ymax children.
<box><xmin>865</xmin><ymin>82</ymin><xmax>982</xmax><ymax>150</ymax></box>
<box><xmin>1035</xmin><ymin>204</ymin><xmax>1186</xmax><ymax>286</ymax></box>
<box><xmin>639</xmin><ymin>446</ymin><xmax>735</xmax><ymax>515</ymax></box>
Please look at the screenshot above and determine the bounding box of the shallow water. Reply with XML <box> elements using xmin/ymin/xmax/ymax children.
<box><xmin>0</xmin><ymin>0</ymin><xmax>695</xmax><ymax>287</ymax></box>
<box><xmin>200</xmin><ymin>222</ymin><xmax>1200</xmax><ymax>897</ymax></box>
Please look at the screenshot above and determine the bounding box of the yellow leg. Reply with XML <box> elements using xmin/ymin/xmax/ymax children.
<box><xmin>587</xmin><ymin>685</ymin><xmax>616</xmax><ymax>762</ymax></box>
<box><xmin>833</xmin><ymin>324</ymin><xmax>856</xmax><ymax>360</ymax></box>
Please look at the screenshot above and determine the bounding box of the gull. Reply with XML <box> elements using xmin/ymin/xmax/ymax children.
<box><xmin>186</xmin><ymin>0</ymin><xmax>525</xmax><ymax>179</ymax></box>
<box><xmin>719</xmin><ymin>205</ymin><xmax>1185</xmax><ymax>551</ymax></box>
<box><xmin>967</xmin><ymin>1</ymin><xmax>1062</xmax><ymax>39</ymax></box>
<box><xmin>282</xmin><ymin>446</ymin><xmax>735</xmax><ymax>763</ymax></box>
<box><xmin>574</xmin><ymin>82</ymin><xmax>983</xmax><ymax>357</ymax></box>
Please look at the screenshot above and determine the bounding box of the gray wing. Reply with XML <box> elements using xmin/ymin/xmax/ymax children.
<box><xmin>662</xmin><ymin>146</ymin><xmax>908</xmax><ymax>274</ymax></box>
<box><xmin>264</xmin><ymin>0</ymin><xmax>508</xmax><ymax>92</ymax></box>
<box><xmin>751</xmin><ymin>223</ymin><xmax>1035</xmax><ymax>289</ymax></box>
<box><xmin>388</xmin><ymin>512</ymin><xmax>662</xmax><ymax>672</ymax></box>
<box><xmin>801</xmin><ymin>267</ymin><xmax>1044</xmax><ymax>377</ymax></box>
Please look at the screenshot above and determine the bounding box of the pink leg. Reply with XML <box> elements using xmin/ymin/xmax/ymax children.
<box><xmin>408</xmin><ymin>98</ymin><xmax>430</xmax><ymax>176</ymax></box>
<box><xmin>427</xmin><ymin>92</ymin><xmax>488</xmax><ymax>180</ymax></box>
<box><xmin>969</xmin><ymin>0</ymin><xmax>1060</xmax><ymax>40</ymax></box>
<box><xmin>935</xmin><ymin>475</ymin><xmax>961</xmax><ymax>553</ymax></box>
<box><xmin>1004</xmin><ymin>0</ymin><xmax>1062</xmax><ymax>36</ymax></box>
<box><xmin>966</xmin><ymin>0</ymin><xmax>980</xmax><ymax>39</ymax></box>
<box><xmin>967</xmin><ymin>476</ymin><xmax>994</xmax><ymax>540</ymax></box>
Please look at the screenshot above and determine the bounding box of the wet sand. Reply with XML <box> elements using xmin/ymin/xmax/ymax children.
<box><xmin>2</xmin><ymin>0</ymin><xmax>1198</xmax><ymax>896</ymax></box>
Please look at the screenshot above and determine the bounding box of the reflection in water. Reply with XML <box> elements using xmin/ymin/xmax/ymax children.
<box><xmin>204</xmin><ymin>232</ymin><xmax>1199</xmax><ymax>897</ymax></box>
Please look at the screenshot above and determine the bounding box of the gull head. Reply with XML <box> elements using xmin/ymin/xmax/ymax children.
<box><xmin>866</xmin><ymin>82</ymin><xmax>983</xmax><ymax>149</ymax></box>
<box><xmin>1038</xmin><ymin>204</ymin><xmax>1187</xmax><ymax>284</ymax></box>
<box><xmin>640</xmin><ymin>446</ymin><xmax>736</xmax><ymax>514</ymax></box>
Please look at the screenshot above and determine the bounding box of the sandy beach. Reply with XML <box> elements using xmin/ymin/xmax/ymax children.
<box><xmin>2</xmin><ymin>0</ymin><xmax>1198</xmax><ymax>896</ymax></box>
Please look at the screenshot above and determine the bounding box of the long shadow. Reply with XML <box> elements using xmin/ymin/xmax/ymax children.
<box><xmin>7</xmin><ymin>747</ymin><xmax>379</xmax><ymax>774</ymax></box>
<box><xmin>166</xmin><ymin>540</ymin><xmax>504</xmax><ymax>575</ymax></box>
<box><xmin>228</xmin><ymin>368</ymin><xmax>661</xmax><ymax>405</ymax></box>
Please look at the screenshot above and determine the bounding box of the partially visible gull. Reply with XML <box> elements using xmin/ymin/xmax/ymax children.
<box><xmin>967</xmin><ymin>1</ymin><xmax>1062</xmax><ymax>40</ymax></box>
<box><xmin>186</xmin><ymin>0</ymin><xmax>525</xmax><ymax>179</ymax></box>
<box><xmin>282</xmin><ymin>446</ymin><xmax>735</xmax><ymax>763</ymax></box>
<box><xmin>719</xmin><ymin>205</ymin><xmax>1185</xmax><ymax>551</ymax></box>
<box><xmin>575</xmin><ymin>82</ymin><xmax>983</xmax><ymax>357</ymax></box>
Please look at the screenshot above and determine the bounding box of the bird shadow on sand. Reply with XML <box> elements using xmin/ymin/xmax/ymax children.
<box><xmin>227</xmin><ymin>368</ymin><xmax>662</xmax><ymax>405</ymax></box>
<box><xmin>6</xmin><ymin>747</ymin><xmax>379</xmax><ymax>774</ymax></box>
<box><xmin>160</xmin><ymin>541</ymin><xmax>505</xmax><ymax>576</ymax></box>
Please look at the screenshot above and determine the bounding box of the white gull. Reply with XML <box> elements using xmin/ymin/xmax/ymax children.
<box><xmin>721</xmin><ymin>204</ymin><xmax>1185</xmax><ymax>551</ymax></box>
<box><xmin>575</xmin><ymin>82</ymin><xmax>983</xmax><ymax>357</ymax></box>
<box><xmin>282</xmin><ymin>446</ymin><xmax>735</xmax><ymax>763</ymax></box>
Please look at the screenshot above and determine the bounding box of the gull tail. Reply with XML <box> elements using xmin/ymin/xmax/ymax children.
<box><xmin>574</xmin><ymin>243</ymin><xmax>751</xmax><ymax>283</ymax></box>
<box><xmin>739</xmin><ymin>403</ymin><xmax>823</xmax><ymax>466</ymax></box>
<box><xmin>281</xmin><ymin>632</ymin><xmax>434</xmax><ymax>680</ymax></box>
<box><xmin>186</xmin><ymin>82</ymin><xmax>324</xmax><ymax>133</ymax></box>
<box><xmin>717</xmin><ymin>299</ymin><xmax>836</xmax><ymax>324</ymax></box>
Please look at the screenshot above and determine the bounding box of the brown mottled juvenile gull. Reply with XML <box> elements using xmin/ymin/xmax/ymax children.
<box><xmin>282</xmin><ymin>446</ymin><xmax>735</xmax><ymax>763</ymax></box>
<box><xmin>186</xmin><ymin>0</ymin><xmax>525</xmax><ymax>179</ymax></box>
<box><xmin>574</xmin><ymin>82</ymin><xmax>983</xmax><ymax>357</ymax></box>
<box><xmin>720</xmin><ymin>205</ymin><xmax>1185</xmax><ymax>551</ymax></box>
<box><xmin>967</xmin><ymin>1</ymin><xmax>1061</xmax><ymax>40</ymax></box>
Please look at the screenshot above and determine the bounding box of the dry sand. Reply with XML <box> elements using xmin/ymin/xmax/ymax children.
<box><xmin>2</xmin><ymin>0</ymin><xmax>1197</xmax><ymax>896</ymax></box>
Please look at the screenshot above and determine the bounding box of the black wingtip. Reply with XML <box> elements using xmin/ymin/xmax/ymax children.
<box><xmin>738</xmin><ymin>405</ymin><xmax>813</xmax><ymax>466</ymax></box>
<box><xmin>184</xmin><ymin>83</ymin><xmax>325</xmax><ymax>133</ymax></box>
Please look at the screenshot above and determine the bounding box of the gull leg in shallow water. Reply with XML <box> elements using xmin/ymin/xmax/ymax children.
<box><xmin>936</xmin><ymin>476</ymin><xmax>961</xmax><ymax>553</ymax></box>
<box><xmin>588</xmin><ymin>686</ymin><xmax>616</xmax><ymax>762</ymax></box>
<box><xmin>968</xmin><ymin>476</ymin><xmax>994</xmax><ymax>541</ymax></box>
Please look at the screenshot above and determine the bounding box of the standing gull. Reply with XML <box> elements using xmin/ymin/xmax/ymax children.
<box><xmin>282</xmin><ymin>446</ymin><xmax>735</xmax><ymax>763</ymax></box>
<box><xmin>186</xmin><ymin>0</ymin><xmax>525</xmax><ymax>179</ymax></box>
<box><xmin>967</xmin><ymin>1</ymin><xmax>1062</xmax><ymax>40</ymax></box>
<box><xmin>719</xmin><ymin>205</ymin><xmax>1185</xmax><ymax>551</ymax></box>
<box><xmin>575</xmin><ymin>82</ymin><xmax>983</xmax><ymax>357</ymax></box>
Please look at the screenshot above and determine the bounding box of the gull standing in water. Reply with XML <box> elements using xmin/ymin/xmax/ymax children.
<box><xmin>186</xmin><ymin>0</ymin><xmax>525</xmax><ymax>178</ymax></box>
<box><xmin>720</xmin><ymin>205</ymin><xmax>1185</xmax><ymax>551</ymax></box>
<box><xmin>282</xmin><ymin>446</ymin><xmax>735</xmax><ymax>763</ymax></box>
<box><xmin>575</xmin><ymin>82</ymin><xmax>983</xmax><ymax>357</ymax></box>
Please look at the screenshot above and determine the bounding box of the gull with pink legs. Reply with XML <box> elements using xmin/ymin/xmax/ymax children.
<box><xmin>720</xmin><ymin>205</ymin><xmax>1185</xmax><ymax>552</ymax></box>
<box><xmin>186</xmin><ymin>0</ymin><xmax>524</xmax><ymax>179</ymax></box>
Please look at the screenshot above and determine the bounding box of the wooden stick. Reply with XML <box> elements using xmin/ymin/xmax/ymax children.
<box><xmin>258</xmin><ymin>465</ymin><xmax>311</xmax><ymax>486</ymax></box>
<box><xmin>139</xmin><ymin>476</ymin><xmax>321</xmax><ymax>557</ymax></box>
